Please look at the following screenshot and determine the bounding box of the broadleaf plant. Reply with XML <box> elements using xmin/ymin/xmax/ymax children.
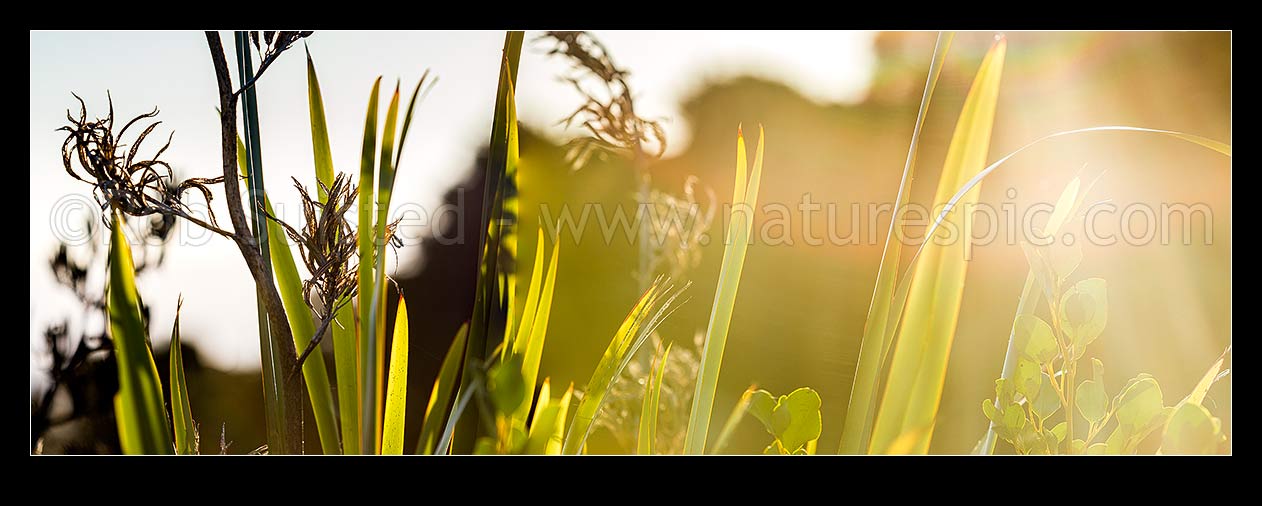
<box><xmin>982</xmin><ymin>198</ymin><xmax>1230</xmax><ymax>454</ymax></box>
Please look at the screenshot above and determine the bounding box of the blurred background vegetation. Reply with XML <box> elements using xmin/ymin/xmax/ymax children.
<box><xmin>33</xmin><ymin>31</ymin><xmax>1230</xmax><ymax>454</ymax></box>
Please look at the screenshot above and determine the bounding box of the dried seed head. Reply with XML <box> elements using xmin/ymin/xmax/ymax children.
<box><xmin>640</xmin><ymin>176</ymin><xmax>718</xmax><ymax>286</ymax></box>
<box><xmin>267</xmin><ymin>173</ymin><xmax>360</xmax><ymax>318</ymax></box>
<box><xmin>58</xmin><ymin>93</ymin><xmax>225</xmax><ymax>229</ymax></box>
<box><xmin>539</xmin><ymin>31</ymin><xmax>667</xmax><ymax>170</ymax></box>
<box><xmin>592</xmin><ymin>321</ymin><xmax>703</xmax><ymax>455</ymax></box>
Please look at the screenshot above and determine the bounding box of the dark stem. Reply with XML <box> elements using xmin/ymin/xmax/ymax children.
<box><xmin>205</xmin><ymin>31</ymin><xmax>305</xmax><ymax>455</ymax></box>
<box><xmin>293</xmin><ymin>310</ymin><xmax>338</xmax><ymax>373</ymax></box>
<box><xmin>232</xmin><ymin>48</ymin><xmax>285</xmax><ymax>99</ymax></box>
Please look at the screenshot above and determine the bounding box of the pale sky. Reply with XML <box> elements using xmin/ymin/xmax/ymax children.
<box><xmin>29</xmin><ymin>30</ymin><xmax>878</xmax><ymax>376</ymax></box>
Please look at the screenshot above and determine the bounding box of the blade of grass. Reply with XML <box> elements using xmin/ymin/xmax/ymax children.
<box><xmin>869</xmin><ymin>37</ymin><xmax>1007</xmax><ymax>455</ymax></box>
<box><xmin>417</xmin><ymin>323</ymin><xmax>468</xmax><ymax>454</ymax></box>
<box><xmin>976</xmin><ymin>273</ymin><xmax>1038</xmax><ymax>456</ymax></box>
<box><xmin>305</xmin><ymin>48</ymin><xmax>360</xmax><ymax>454</ymax></box>
<box><xmin>332</xmin><ymin>303</ymin><xmax>357</xmax><ymax>454</ymax></box>
<box><xmin>530</xmin><ymin>378</ymin><xmax>555</xmax><ymax>446</ymax></box>
<box><xmin>1178</xmin><ymin>346</ymin><xmax>1231</xmax><ymax>408</ymax></box>
<box><xmin>456</xmin><ymin>30</ymin><xmax>523</xmax><ymax>453</ymax></box>
<box><xmin>548</xmin><ymin>386</ymin><xmax>573</xmax><ymax>456</ymax></box>
<box><xmin>468</xmin><ymin>37</ymin><xmax>523</xmax><ymax>362</ymax></box>
<box><xmin>526</xmin><ymin>381</ymin><xmax>572</xmax><ymax>455</ymax></box>
<box><xmin>368</xmin><ymin>82</ymin><xmax>401</xmax><ymax>454</ymax></box>
<box><xmin>509</xmin><ymin>229</ymin><xmax>547</xmax><ymax>361</ymax></box>
<box><xmin>561</xmin><ymin>281</ymin><xmax>664</xmax><ymax>453</ymax></box>
<box><xmin>371</xmin><ymin>79</ymin><xmax>435</xmax><ymax>438</ymax></box>
<box><xmin>562</xmin><ymin>277</ymin><xmax>688</xmax><ymax>454</ymax></box>
<box><xmin>356</xmin><ymin>76</ymin><xmax>382</xmax><ymax>455</ymax></box>
<box><xmin>235</xmin><ymin>30</ymin><xmax>299</xmax><ymax>454</ymax></box>
<box><xmin>530</xmin><ymin>380</ymin><xmax>552</xmax><ymax>433</ymax></box>
<box><xmin>374</xmin><ymin>289</ymin><xmax>387</xmax><ymax>452</ymax></box>
<box><xmin>237</xmin><ymin>136</ymin><xmax>340</xmax><ymax>454</ymax></box>
<box><xmin>497</xmin><ymin>70</ymin><xmax>522</xmax><ymax>361</ymax></box>
<box><xmin>394</xmin><ymin>70</ymin><xmax>434</xmax><ymax>172</ymax></box>
<box><xmin>710</xmin><ymin>385</ymin><xmax>757</xmax><ymax>455</ymax></box>
<box><xmin>637</xmin><ymin>343</ymin><xmax>671</xmax><ymax>455</ymax></box>
<box><xmin>369</xmin><ymin>70</ymin><xmax>433</xmax><ymax>446</ymax></box>
<box><xmin>107</xmin><ymin>209</ymin><xmax>173</xmax><ymax>454</ymax></box>
<box><xmin>559</xmin><ymin>291</ymin><xmax>657</xmax><ymax>453</ymax></box>
<box><xmin>169</xmin><ymin>296</ymin><xmax>195</xmax><ymax>455</ymax></box>
<box><xmin>382</xmin><ymin>295</ymin><xmax>410</xmax><ymax>454</ymax></box>
<box><xmin>437</xmin><ymin>374</ymin><xmax>483</xmax><ymax>455</ymax></box>
<box><xmin>494</xmin><ymin>38</ymin><xmax>523</xmax><ymax>360</ymax></box>
<box><xmin>305</xmin><ymin>46</ymin><xmax>334</xmax><ymax>200</ymax></box>
<box><xmin>512</xmin><ymin>230</ymin><xmax>561</xmax><ymax>426</ymax></box>
<box><xmin>683</xmin><ymin>125</ymin><xmax>765</xmax><ymax>455</ymax></box>
<box><xmin>839</xmin><ymin>31</ymin><xmax>953</xmax><ymax>455</ymax></box>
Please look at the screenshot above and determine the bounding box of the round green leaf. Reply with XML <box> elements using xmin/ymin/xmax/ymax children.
<box><xmin>1051</xmin><ymin>422</ymin><xmax>1067</xmax><ymax>443</ymax></box>
<box><xmin>1015</xmin><ymin>315</ymin><xmax>1058</xmax><ymax>364</ymax></box>
<box><xmin>1040</xmin><ymin>429</ymin><xmax>1059</xmax><ymax>455</ymax></box>
<box><xmin>1016</xmin><ymin>425</ymin><xmax>1047</xmax><ymax>455</ymax></box>
<box><xmin>771</xmin><ymin>387</ymin><xmax>822</xmax><ymax>452</ymax></box>
<box><xmin>747</xmin><ymin>389</ymin><xmax>777</xmax><ymax>434</ymax></box>
<box><xmin>771</xmin><ymin>395</ymin><xmax>791</xmax><ymax>436</ymax></box>
<box><xmin>995</xmin><ymin>378</ymin><xmax>1016</xmax><ymax>405</ymax></box>
<box><xmin>1030</xmin><ymin>373</ymin><xmax>1061</xmax><ymax>420</ymax></box>
<box><xmin>1160</xmin><ymin>403</ymin><xmax>1220</xmax><ymax>455</ymax></box>
<box><xmin>1104</xmin><ymin>424</ymin><xmax>1132</xmax><ymax>454</ymax></box>
<box><xmin>1014</xmin><ymin>358</ymin><xmax>1042</xmax><ymax>398</ymax></box>
<box><xmin>1112</xmin><ymin>373</ymin><xmax>1154</xmax><ymax>407</ymax></box>
<box><xmin>1059</xmin><ymin>278</ymin><xmax>1108</xmax><ymax>351</ymax></box>
<box><xmin>1113</xmin><ymin>376</ymin><xmax>1164</xmax><ymax>430</ymax></box>
<box><xmin>1002</xmin><ymin>402</ymin><xmax>1026</xmax><ymax>434</ymax></box>
<box><xmin>1076</xmin><ymin>379</ymin><xmax>1108</xmax><ymax>424</ymax></box>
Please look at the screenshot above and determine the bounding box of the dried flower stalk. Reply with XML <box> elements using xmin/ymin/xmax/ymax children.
<box><xmin>59</xmin><ymin>94</ymin><xmax>228</xmax><ymax>236</ymax></box>
<box><xmin>539</xmin><ymin>31</ymin><xmax>667</xmax><ymax>170</ymax></box>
